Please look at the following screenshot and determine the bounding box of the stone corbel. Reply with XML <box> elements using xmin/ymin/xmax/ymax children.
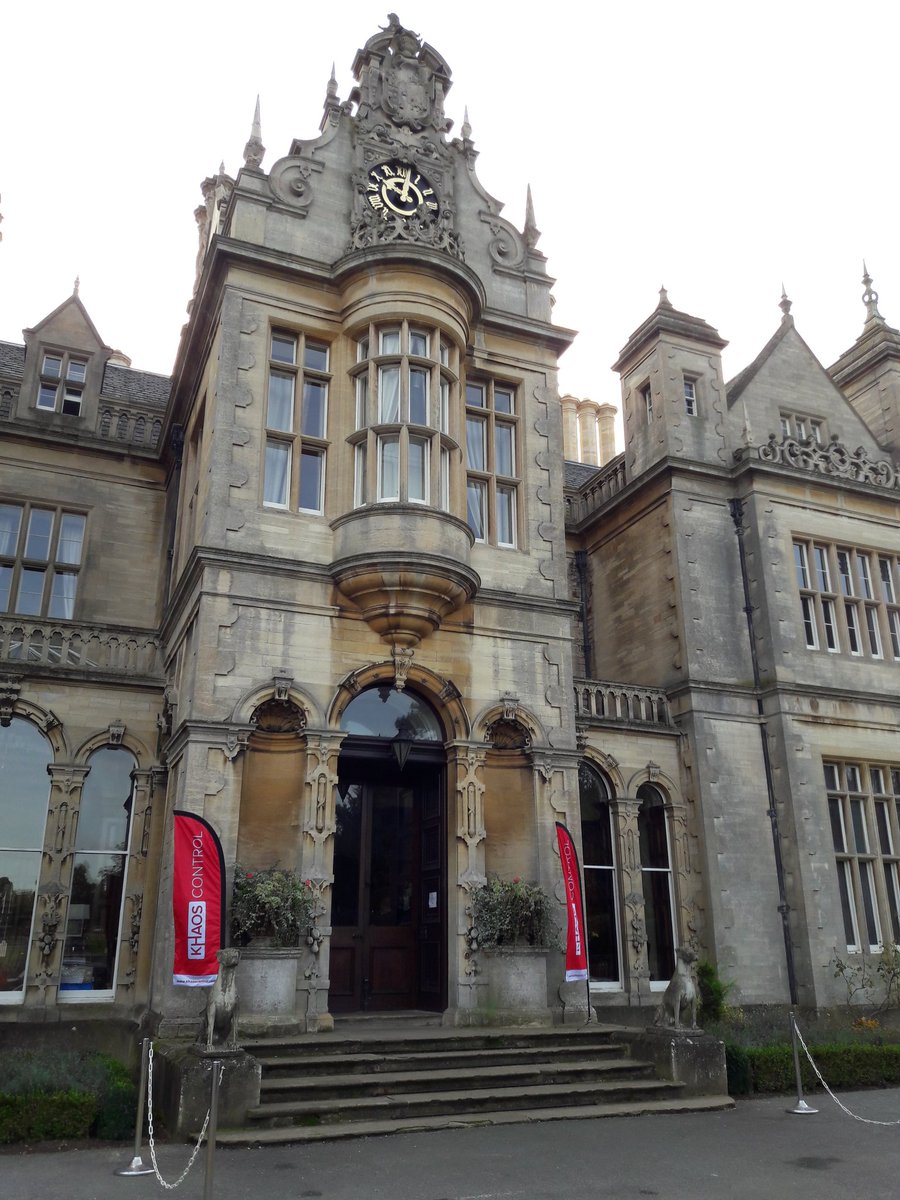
<box><xmin>223</xmin><ymin>727</ymin><xmax>253</xmax><ymax>761</ymax></box>
<box><xmin>391</xmin><ymin>647</ymin><xmax>414</xmax><ymax>691</ymax></box>
<box><xmin>272</xmin><ymin>670</ymin><xmax>294</xmax><ymax>703</ymax></box>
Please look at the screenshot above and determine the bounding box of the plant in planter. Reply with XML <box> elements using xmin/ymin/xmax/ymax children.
<box><xmin>230</xmin><ymin>865</ymin><xmax>315</xmax><ymax>948</ymax></box>
<box><xmin>471</xmin><ymin>876</ymin><xmax>560</xmax><ymax>951</ymax></box>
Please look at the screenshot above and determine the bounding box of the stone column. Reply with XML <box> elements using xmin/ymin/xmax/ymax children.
<box><xmin>151</xmin><ymin>724</ymin><xmax>251</xmax><ymax>1033</ymax></box>
<box><xmin>446</xmin><ymin>741</ymin><xmax>487</xmax><ymax>1019</ymax></box>
<box><xmin>119</xmin><ymin>767</ymin><xmax>164</xmax><ymax>999</ymax></box>
<box><xmin>298</xmin><ymin>729</ymin><xmax>346</xmax><ymax>1031</ymax></box>
<box><xmin>531</xmin><ymin>750</ymin><xmax>583</xmax><ymax>1021</ymax></box>
<box><xmin>612</xmin><ymin>797</ymin><xmax>651</xmax><ymax>1005</ymax></box>
<box><xmin>665</xmin><ymin>796</ymin><xmax>697</xmax><ymax>950</ymax></box>
<box><xmin>30</xmin><ymin>765</ymin><xmax>90</xmax><ymax>1003</ymax></box>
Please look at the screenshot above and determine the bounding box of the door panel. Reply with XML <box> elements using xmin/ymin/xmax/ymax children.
<box><xmin>330</xmin><ymin>759</ymin><xmax>445</xmax><ymax>1013</ymax></box>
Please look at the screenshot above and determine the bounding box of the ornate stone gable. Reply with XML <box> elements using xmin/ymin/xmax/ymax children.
<box><xmin>352</xmin><ymin>15</ymin><xmax>452</xmax><ymax>136</ymax></box>
<box><xmin>348</xmin><ymin>17</ymin><xmax>463</xmax><ymax>260</ymax></box>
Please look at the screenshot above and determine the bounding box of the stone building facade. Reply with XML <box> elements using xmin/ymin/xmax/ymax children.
<box><xmin>1</xmin><ymin>18</ymin><xmax>898</xmax><ymax>1044</ymax></box>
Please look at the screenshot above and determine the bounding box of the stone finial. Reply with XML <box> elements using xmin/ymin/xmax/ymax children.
<box><xmin>779</xmin><ymin>283</ymin><xmax>792</xmax><ymax>319</ymax></box>
<box><xmin>73</xmin><ymin>276</ymin><xmax>80</xmax><ymax>296</ymax></box>
<box><xmin>242</xmin><ymin>96</ymin><xmax>266</xmax><ymax>171</ymax></box>
<box><xmin>658</xmin><ymin>285</ymin><xmax>672</xmax><ymax>308</ymax></box>
<box><xmin>327</xmin><ymin>64</ymin><xmax>338</xmax><ymax>98</ymax></box>
<box><xmin>461</xmin><ymin>106</ymin><xmax>472</xmax><ymax>141</ymax></box>
<box><xmin>862</xmin><ymin>261</ymin><xmax>884</xmax><ymax>324</ymax></box>
<box><xmin>523</xmin><ymin>184</ymin><xmax>541</xmax><ymax>251</ymax></box>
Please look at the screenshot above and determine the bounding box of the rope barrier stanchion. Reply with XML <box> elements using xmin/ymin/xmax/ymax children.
<box><xmin>115</xmin><ymin>1036</ymin><xmax>155</xmax><ymax>1176</ymax></box>
<box><xmin>793</xmin><ymin>1020</ymin><xmax>900</xmax><ymax>1127</ymax></box>
<box><xmin>146</xmin><ymin>1040</ymin><xmax>223</xmax><ymax>1190</ymax></box>
<box><xmin>787</xmin><ymin>1011</ymin><xmax>818</xmax><ymax>1115</ymax></box>
<box><xmin>203</xmin><ymin>1060</ymin><xmax>221</xmax><ymax>1200</ymax></box>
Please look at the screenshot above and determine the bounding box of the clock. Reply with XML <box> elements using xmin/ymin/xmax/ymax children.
<box><xmin>366</xmin><ymin>160</ymin><xmax>439</xmax><ymax>219</ymax></box>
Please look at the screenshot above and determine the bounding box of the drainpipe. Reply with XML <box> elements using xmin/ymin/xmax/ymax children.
<box><xmin>729</xmin><ymin>497</ymin><xmax>799</xmax><ymax>1007</ymax></box>
<box><xmin>163</xmin><ymin>425</ymin><xmax>185</xmax><ymax>600</ymax></box>
<box><xmin>574</xmin><ymin>550</ymin><xmax>593</xmax><ymax>679</ymax></box>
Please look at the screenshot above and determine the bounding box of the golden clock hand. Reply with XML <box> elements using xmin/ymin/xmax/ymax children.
<box><xmin>399</xmin><ymin>168</ymin><xmax>412</xmax><ymax>202</ymax></box>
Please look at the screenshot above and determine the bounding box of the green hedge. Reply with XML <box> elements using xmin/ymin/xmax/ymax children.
<box><xmin>726</xmin><ymin>1042</ymin><xmax>900</xmax><ymax>1096</ymax></box>
<box><xmin>0</xmin><ymin>1092</ymin><xmax>97</xmax><ymax>1143</ymax></box>
<box><xmin>0</xmin><ymin>1050</ymin><xmax>137</xmax><ymax>1143</ymax></box>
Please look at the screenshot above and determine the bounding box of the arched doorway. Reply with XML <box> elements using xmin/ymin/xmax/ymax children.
<box><xmin>330</xmin><ymin>687</ymin><xmax>446</xmax><ymax>1013</ymax></box>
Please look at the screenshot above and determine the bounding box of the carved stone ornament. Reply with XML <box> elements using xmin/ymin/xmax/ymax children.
<box><xmin>392</xmin><ymin>646</ymin><xmax>415</xmax><ymax>691</ymax></box>
<box><xmin>485</xmin><ymin>719</ymin><xmax>531</xmax><ymax>750</ymax></box>
<box><xmin>272</xmin><ymin>671</ymin><xmax>294</xmax><ymax>703</ymax></box>
<box><xmin>357</xmin><ymin>16</ymin><xmax>451</xmax><ymax>135</ymax></box>
<box><xmin>0</xmin><ymin>676</ymin><xmax>21</xmax><ymax>727</ymax></box>
<box><xmin>744</xmin><ymin>433</ymin><xmax>900</xmax><ymax>492</ymax></box>
<box><xmin>108</xmin><ymin>719</ymin><xmax>126</xmax><ymax>745</ymax></box>
<box><xmin>350</xmin><ymin>197</ymin><xmax>463</xmax><ymax>260</ymax></box>
<box><xmin>250</xmin><ymin>700</ymin><xmax>306</xmax><ymax>734</ymax></box>
<box><xmin>269</xmin><ymin>157</ymin><xmax>318</xmax><ymax>212</ymax></box>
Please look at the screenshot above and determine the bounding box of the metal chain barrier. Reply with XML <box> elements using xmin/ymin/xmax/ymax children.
<box><xmin>794</xmin><ymin>1020</ymin><xmax>900</xmax><ymax>1127</ymax></box>
<box><xmin>146</xmin><ymin>1042</ymin><xmax>223</xmax><ymax>1189</ymax></box>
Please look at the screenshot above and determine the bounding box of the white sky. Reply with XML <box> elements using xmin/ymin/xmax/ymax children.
<box><xmin>2</xmin><ymin>0</ymin><xmax>899</xmax><ymax>444</ymax></box>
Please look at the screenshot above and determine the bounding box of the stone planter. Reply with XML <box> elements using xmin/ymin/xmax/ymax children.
<box><xmin>478</xmin><ymin>946</ymin><xmax>552</xmax><ymax>1025</ymax></box>
<box><xmin>235</xmin><ymin>946</ymin><xmax>302</xmax><ymax>1017</ymax></box>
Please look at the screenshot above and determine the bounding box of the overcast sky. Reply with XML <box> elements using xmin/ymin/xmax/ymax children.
<box><xmin>2</xmin><ymin>0</ymin><xmax>898</xmax><ymax>445</ymax></box>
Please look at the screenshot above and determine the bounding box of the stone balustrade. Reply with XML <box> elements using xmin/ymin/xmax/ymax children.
<box><xmin>97</xmin><ymin>407</ymin><xmax>163</xmax><ymax>448</ymax></box>
<box><xmin>0</xmin><ymin>619</ymin><xmax>163</xmax><ymax>678</ymax></box>
<box><xmin>565</xmin><ymin>453</ymin><xmax>628</xmax><ymax>525</ymax></box>
<box><xmin>574</xmin><ymin>678</ymin><xmax>672</xmax><ymax>727</ymax></box>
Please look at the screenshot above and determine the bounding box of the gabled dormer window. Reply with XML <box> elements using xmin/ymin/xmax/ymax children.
<box><xmin>36</xmin><ymin>352</ymin><xmax>87</xmax><ymax>416</ymax></box>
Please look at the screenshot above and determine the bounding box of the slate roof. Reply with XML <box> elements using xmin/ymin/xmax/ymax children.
<box><xmin>564</xmin><ymin>460</ymin><xmax>601</xmax><ymax>489</ymax></box>
<box><xmin>101</xmin><ymin>364</ymin><xmax>171</xmax><ymax>410</ymax></box>
<box><xmin>0</xmin><ymin>341</ymin><xmax>26</xmax><ymax>378</ymax></box>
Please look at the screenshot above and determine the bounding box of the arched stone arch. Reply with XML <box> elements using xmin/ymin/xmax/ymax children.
<box><xmin>327</xmin><ymin>660</ymin><xmax>469</xmax><ymax>741</ymax></box>
<box><xmin>74</xmin><ymin>726</ymin><xmax>152</xmax><ymax>767</ymax></box>
<box><xmin>0</xmin><ymin>687</ymin><xmax>69</xmax><ymax>758</ymax></box>
<box><xmin>230</xmin><ymin>678</ymin><xmax>323</xmax><ymax>729</ymax></box>
<box><xmin>624</xmin><ymin>763</ymin><xmax>680</xmax><ymax>799</ymax></box>
<box><xmin>580</xmin><ymin>748</ymin><xmax>625</xmax><ymax>797</ymax></box>
<box><xmin>472</xmin><ymin>696</ymin><xmax>548</xmax><ymax>750</ymax></box>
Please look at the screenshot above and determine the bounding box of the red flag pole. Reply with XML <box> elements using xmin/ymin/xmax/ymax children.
<box><xmin>555</xmin><ymin>822</ymin><xmax>592</xmax><ymax>1022</ymax></box>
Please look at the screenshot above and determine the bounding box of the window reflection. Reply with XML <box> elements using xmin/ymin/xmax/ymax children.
<box><xmin>0</xmin><ymin>720</ymin><xmax>52</xmax><ymax>997</ymax></box>
<box><xmin>59</xmin><ymin>747</ymin><xmax>134</xmax><ymax>997</ymax></box>
<box><xmin>340</xmin><ymin>688</ymin><xmax>442</xmax><ymax>741</ymax></box>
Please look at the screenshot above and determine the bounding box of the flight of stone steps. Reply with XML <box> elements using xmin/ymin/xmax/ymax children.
<box><xmin>216</xmin><ymin>1022</ymin><xmax>732</xmax><ymax>1145</ymax></box>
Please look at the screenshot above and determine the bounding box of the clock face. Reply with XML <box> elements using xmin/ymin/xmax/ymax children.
<box><xmin>366</xmin><ymin>161</ymin><xmax>439</xmax><ymax>219</ymax></box>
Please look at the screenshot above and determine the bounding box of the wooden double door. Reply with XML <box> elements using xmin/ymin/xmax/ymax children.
<box><xmin>329</xmin><ymin>750</ymin><xmax>445</xmax><ymax>1013</ymax></box>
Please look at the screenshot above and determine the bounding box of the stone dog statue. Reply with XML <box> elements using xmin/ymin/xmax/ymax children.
<box><xmin>199</xmin><ymin>947</ymin><xmax>241</xmax><ymax>1051</ymax></box>
<box><xmin>654</xmin><ymin>945</ymin><xmax>698</xmax><ymax>1030</ymax></box>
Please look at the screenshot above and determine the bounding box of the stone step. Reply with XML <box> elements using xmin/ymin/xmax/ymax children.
<box><xmin>247</xmin><ymin>1076</ymin><xmax>684</xmax><ymax>1126</ymax></box>
<box><xmin>260</xmin><ymin>1056</ymin><xmax>652</xmax><ymax>1102</ymax></box>
<box><xmin>256</xmin><ymin>1040</ymin><xmax>631</xmax><ymax>1077</ymax></box>
<box><xmin>241</xmin><ymin>1026</ymin><xmax>620</xmax><ymax>1061</ymax></box>
<box><xmin>215</xmin><ymin>1094</ymin><xmax>734</xmax><ymax>1146</ymax></box>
